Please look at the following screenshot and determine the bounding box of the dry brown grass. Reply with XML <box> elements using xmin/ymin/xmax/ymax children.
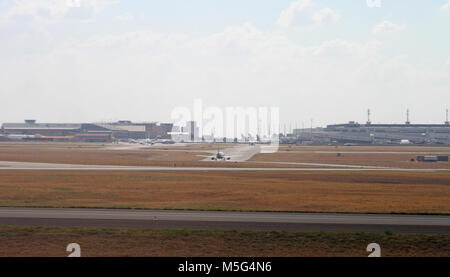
<box><xmin>0</xmin><ymin>142</ymin><xmax>201</xmax><ymax>165</ymax></box>
<box><xmin>0</xmin><ymin>142</ymin><xmax>316</xmax><ymax>168</ymax></box>
<box><xmin>277</xmin><ymin>145</ymin><xmax>450</xmax><ymax>153</ymax></box>
<box><xmin>0</xmin><ymin>142</ymin><xmax>448</xmax><ymax>214</ymax></box>
<box><xmin>2</xmin><ymin>142</ymin><xmax>449</xmax><ymax>169</ymax></box>
<box><xmin>252</xmin><ymin>145</ymin><xmax>450</xmax><ymax>169</ymax></box>
<box><xmin>0</xmin><ymin>226</ymin><xmax>448</xmax><ymax>257</ymax></box>
<box><xmin>0</xmin><ymin>170</ymin><xmax>448</xmax><ymax>213</ymax></box>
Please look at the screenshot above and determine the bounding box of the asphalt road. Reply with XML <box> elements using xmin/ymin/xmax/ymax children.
<box><xmin>201</xmin><ymin>145</ymin><xmax>262</xmax><ymax>162</ymax></box>
<box><xmin>0</xmin><ymin>208</ymin><xmax>448</xmax><ymax>234</ymax></box>
<box><xmin>0</xmin><ymin>161</ymin><xmax>448</xmax><ymax>172</ymax></box>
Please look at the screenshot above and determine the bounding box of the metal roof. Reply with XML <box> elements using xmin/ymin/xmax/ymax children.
<box><xmin>96</xmin><ymin>124</ymin><xmax>146</xmax><ymax>132</ymax></box>
<box><xmin>2</xmin><ymin>123</ymin><xmax>82</xmax><ymax>130</ymax></box>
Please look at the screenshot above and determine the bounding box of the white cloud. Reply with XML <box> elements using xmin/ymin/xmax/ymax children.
<box><xmin>115</xmin><ymin>13</ymin><xmax>134</xmax><ymax>22</ymax></box>
<box><xmin>441</xmin><ymin>0</ymin><xmax>450</xmax><ymax>11</ymax></box>
<box><xmin>3</xmin><ymin>0</ymin><xmax>117</xmax><ymax>23</ymax></box>
<box><xmin>312</xmin><ymin>8</ymin><xmax>340</xmax><ymax>24</ymax></box>
<box><xmin>277</xmin><ymin>0</ymin><xmax>312</xmax><ymax>28</ymax></box>
<box><xmin>1</xmin><ymin>21</ymin><xmax>448</xmax><ymax>125</ymax></box>
<box><xmin>0</xmin><ymin>2</ymin><xmax>448</xmax><ymax>125</ymax></box>
<box><xmin>310</xmin><ymin>39</ymin><xmax>381</xmax><ymax>59</ymax></box>
<box><xmin>276</xmin><ymin>0</ymin><xmax>339</xmax><ymax>29</ymax></box>
<box><xmin>373</xmin><ymin>21</ymin><xmax>405</xmax><ymax>34</ymax></box>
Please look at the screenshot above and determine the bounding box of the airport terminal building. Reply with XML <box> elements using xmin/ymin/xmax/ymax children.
<box><xmin>0</xmin><ymin>120</ymin><xmax>174</xmax><ymax>142</ymax></box>
<box><xmin>292</xmin><ymin>121</ymin><xmax>450</xmax><ymax>145</ymax></box>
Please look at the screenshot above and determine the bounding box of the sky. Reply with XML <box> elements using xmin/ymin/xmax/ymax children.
<box><xmin>0</xmin><ymin>0</ymin><xmax>449</xmax><ymax>127</ymax></box>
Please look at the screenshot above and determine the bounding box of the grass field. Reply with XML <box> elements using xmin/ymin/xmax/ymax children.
<box><xmin>0</xmin><ymin>142</ymin><xmax>448</xmax><ymax>257</ymax></box>
<box><xmin>0</xmin><ymin>142</ymin><xmax>448</xmax><ymax>214</ymax></box>
<box><xmin>0</xmin><ymin>142</ymin><xmax>318</xmax><ymax>168</ymax></box>
<box><xmin>0</xmin><ymin>226</ymin><xmax>448</xmax><ymax>257</ymax></box>
<box><xmin>0</xmin><ymin>142</ymin><xmax>204</xmax><ymax>165</ymax></box>
<box><xmin>0</xmin><ymin>170</ymin><xmax>448</xmax><ymax>214</ymax></box>
<box><xmin>1</xmin><ymin>142</ymin><xmax>449</xmax><ymax>169</ymax></box>
<box><xmin>251</xmin><ymin>145</ymin><xmax>450</xmax><ymax>169</ymax></box>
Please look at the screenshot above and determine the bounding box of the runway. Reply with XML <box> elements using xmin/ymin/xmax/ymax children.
<box><xmin>107</xmin><ymin>143</ymin><xmax>261</xmax><ymax>162</ymax></box>
<box><xmin>201</xmin><ymin>144</ymin><xmax>262</xmax><ymax>162</ymax></box>
<box><xmin>251</xmin><ymin>161</ymin><xmax>394</xmax><ymax>169</ymax></box>
<box><xmin>0</xmin><ymin>208</ymin><xmax>448</xmax><ymax>234</ymax></box>
<box><xmin>0</xmin><ymin>161</ymin><xmax>448</xmax><ymax>172</ymax></box>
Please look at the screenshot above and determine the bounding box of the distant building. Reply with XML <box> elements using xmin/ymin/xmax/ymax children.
<box><xmin>292</xmin><ymin>122</ymin><xmax>450</xmax><ymax>145</ymax></box>
<box><xmin>159</xmin><ymin>123</ymin><xmax>174</xmax><ymax>139</ymax></box>
<box><xmin>144</xmin><ymin>122</ymin><xmax>174</xmax><ymax>139</ymax></box>
<box><xmin>96</xmin><ymin>121</ymin><xmax>173</xmax><ymax>140</ymax></box>
<box><xmin>73</xmin><ymin>133</ymin><xmax>112</xmax><ymax>143</ymax></box>
<box><xmin>0</xmin><ymin>120</ymin><xmax>113</xmax><ymax>142</ymax></box>
<box><xmin>96</xmin><ymin>122</ymin><xmax>146</xmax><ymax>140</ymax></box>
<box><xmin>183</xmin><ymin>121</ymin><xmax>200</xmax><ymax>142</ymax></box>
<box><xmin>2</xmin><ymin>120</ymin><xmax>83</xmax><ymax>136</ymax></box>
<box><xmin>0</xmin><ymin>120</ymin><xmax>178</xmax><ymax>142</ymax></box>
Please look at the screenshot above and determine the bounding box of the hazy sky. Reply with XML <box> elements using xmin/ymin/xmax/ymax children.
<box><xmin>0</xmin><ymin>0</ymin><xmax>449</xmax><ymax>126</ymax></box>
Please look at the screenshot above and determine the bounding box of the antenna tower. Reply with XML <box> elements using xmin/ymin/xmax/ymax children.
<box><xmin>405</xmin><ymin>109</ymin><xmax>411</xmax><ymax>125</ymax></box>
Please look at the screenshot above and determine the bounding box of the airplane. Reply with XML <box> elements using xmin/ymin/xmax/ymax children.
<box><xmin>211</xmin><ymin>151</ymin><xmax>231</xmax><ymax>161</ymax></box>
<box><xmin>137</xmin><ymin>139</ymin><xmax>154</xmax><ymax>145</ymax></box>
<box><xmin>210</xmin><ymin>144</ymin><xmax>231</xmax><ymax>161</ymax></box>
<box><xmin>159</xmin><ymin>139</ymin><xmax>175</xmax><ymax>144</ymax></box>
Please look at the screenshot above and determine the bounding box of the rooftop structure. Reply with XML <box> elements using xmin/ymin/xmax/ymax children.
<box><xmin>446</xmin><ymin>109</ymin><xmax>449</xmax><ymax>125</ymax></box>
<box><xmin>1</xmin><ymin>120</ymin><xmax>174</xmax><ymax>141</ymax></box>
<box><xmin>291</xmin><ymin>121</ymin><xmax>450</xmax><ymax>145</ymax></box>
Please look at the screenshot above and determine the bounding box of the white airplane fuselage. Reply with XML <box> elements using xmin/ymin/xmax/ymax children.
<box><xmin>211</xmin><ymin>151</ymin><xmax>231</xmax><ymax>161</ymax></box>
